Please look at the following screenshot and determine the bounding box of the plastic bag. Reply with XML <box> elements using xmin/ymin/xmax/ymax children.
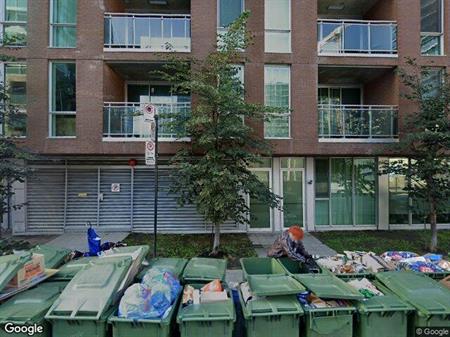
<box><xmin>87</xmin><ymin>227</ymin><xmax>101</xmax><ymax>256</ymax></box>
<box><xmin>201</xmin><ymin>279</ymin><xmax>223</xmax><ymax>292</ymax></box>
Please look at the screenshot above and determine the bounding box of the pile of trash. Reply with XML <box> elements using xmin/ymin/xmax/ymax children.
<box><xmin>297</xmin><ymin>291</ymin><xmax>350</xmax><ymax>309</ymax></box>
<box><xmin>316</xmin><ymin>251</ymin><xmax>391</xmax><ymax>275</ymax></box>
<box><xmin>118</xmin><ymin>267</ymin><xmax>182</xmax><ymax>319</ymax></box>
<box><xmin>347</xmin><ymin>278</ymin><xmax>384</xmax><ymax>298</ymax></box>
<box><xmin>182</xmin><ymin>280</ymin><xmax>228</xmax><ymax>306</ymax></box>
<box><xmin>381</xmin><ymin>251</ymin><xmax>450</xmax><ymax>273</ymax></box>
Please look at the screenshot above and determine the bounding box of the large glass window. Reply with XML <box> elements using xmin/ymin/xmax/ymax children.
<box><xmin>422</xmin><ymin>67</ymin><xmax>443</xmax><ymax>98</ymax></box>
<box><xmin>1</xmin><ymin>62</ymin><xmax>26</xmax><ymax>136</ymax></box>
<box><xmin>1</xmin><ymin>0</ymin><xmax>27</xmax><ymax>46</ymax></box>
<box><xmin>50</xmin><ymin>0</ymin><xmax>77</xmax><ymax>48</ymax></box>
<box><xmin>218</xmin><ymin>0</ymin><xmax>243</xmax><ymax>28</ymax></box>
<box><xmin>264</xmin><ymin>65</ymin><xmax>290</xmax><ymax>138</ymax></box>
<box><xmin>249</xmin><ymin>170</ymin><xmax>271</xmax><ymax>229</ymax></box>
<box><xmin>421</xmin><ymin>0</ymin><xmax>443</xmax><ymax>55</ymax></box>
<box><xmin>50</xmin><ymin>62</ymin><xmax>76</xmax><ymax>137</ymax></box>
<box><xmin>281</xmin><ymin>158</ymin><xmax>304</xmax><ymax>228</ymax></box>
<box><xmin>265</xmin><ymin>0</ymin><xmax>291</xmax><ymax>53</ymax></box>
<box><xmin>315</xmin><ymin>158</ymin><xmax>377</xmax><ymax>226</ymax></box>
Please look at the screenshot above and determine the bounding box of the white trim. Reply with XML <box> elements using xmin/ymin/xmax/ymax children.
<box><xmin>319</xmin><ymin>138</ymin><xmax>399</xmax><ymax>143</ymax></box>
<box><xmin>319</xmin><ymin>53</ymin><xmax>398</xmax><ymax>58</ymax></box>
<box><xmin>102</xmin><ymin>137</ymin><xmax>191</xmax><ymax>142</ymax></box>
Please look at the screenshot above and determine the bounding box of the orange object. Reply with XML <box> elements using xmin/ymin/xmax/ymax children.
<box><xmin>288</xmin><ymin>225</ymin><xmax>304</xmax><ymax>241</ymax></box>
<box><xmin>201</xmin><ymin>279</ymin><xmax>223</xmax><ymax>292</ymax></box>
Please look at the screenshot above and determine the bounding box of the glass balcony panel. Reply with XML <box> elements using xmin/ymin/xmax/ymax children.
<box><xmin>370</xmin><ymin>24</ymin><xmax>394</xmax><ymax>52</ymax></box>
<box><xmin>319</xmin><ymin>22</ymin><xmax>342</xmax><ymax>53</ymax></box>
<box><xmin>371</xmin><ymin>108</ymin><xmax>393</xmax><ymax>137</ymax></box>
<box><xmin>344</xmin><ymin>24</ymin><xmax>368</xmax><ymax>52</ymax></box>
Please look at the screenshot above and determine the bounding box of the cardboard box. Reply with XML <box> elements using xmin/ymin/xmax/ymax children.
<box><xmin>200</xmin><ymin>290</ymin><xmax>228</xmax><ymax>303</ymax></box>
<box><xmin>8</xmin><ymin>253</ymin><xmax>45</xmax><ymax>288</ymax></box>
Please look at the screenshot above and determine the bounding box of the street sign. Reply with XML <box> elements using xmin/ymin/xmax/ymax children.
<box><xmin>111</xmin><ymin>183</ymin><xmax>121</xmax><ymax>193</ymax></box>
<box><xmin>145</xmin><ymin>140</ymin><xmax>156</xmax><ymax>166</ymax></box>
<box><xmin>143</xmin><ymin>104</ymin><xmax>156</xmax><ymax>122</ymax></box>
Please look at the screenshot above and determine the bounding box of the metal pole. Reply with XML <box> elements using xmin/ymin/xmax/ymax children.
<box><xmin>153</xmin><ymin>115</ymin><xmax>159</xmax><ymax>258</ymax></box>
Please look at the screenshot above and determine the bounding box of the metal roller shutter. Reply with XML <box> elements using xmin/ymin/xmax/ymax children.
<box><xmin>26</xmin><ymin>168</ymin><xmax>65</xmax><ymax>233</ymax></box>
<box><xmin>99</xmin><ymin>168</ymin><xmax>132</xmax><ymax>230</ymax></box>
<box><xmin>65</xmin><ymin>169</ymin><xmax>98</xmax><ymax>229</ymax></box>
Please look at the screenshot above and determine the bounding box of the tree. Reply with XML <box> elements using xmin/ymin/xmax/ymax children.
<box><xmin>381</xmin><ymin>58</ymin><xmax>450</xmax><ymax>252</ymax></box>
<box><xmin>158</xmin><ymin>12</ymin><xmax>281</xmax><ymax>254</ymax></box>
<box><xmin>0</xmin><ymin>55</ymin><xmax>31</xmax><ymax>237</ymax></box>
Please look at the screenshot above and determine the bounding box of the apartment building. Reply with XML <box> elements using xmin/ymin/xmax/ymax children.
<box><xmin>1</xmin><ymin>0</ymin><xmax>449</xmax><ymax>234</ymax></box>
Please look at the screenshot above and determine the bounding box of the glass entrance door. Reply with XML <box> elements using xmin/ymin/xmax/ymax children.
<box><xmin>249</xmin><ymin>170</ymin><xmax>272</xmax><ymax>230</ymax></box>
<box><xmin>282</xmin><ymin>169</ymin><xmax>304</xmax><ymax>228</ymax></box>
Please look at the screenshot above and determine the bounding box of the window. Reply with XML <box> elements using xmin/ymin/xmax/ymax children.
<box><xmin>421</xmin><ymin>0</ymin><xmax>443</xmax><ymax>55</ymax></box>
<box><xmin>265</xmin><ymin>0</ymin><xmax>291</xmax><ymax>53</ymax></box>
<box><xmin>218</xmin><ymin>0</ymin><xmax>244</xmax><ymax>28</ymax></box>
<box><xmin>0</xmin><ymin>62</ymin><xmax>26</xmax><ymax>136</ymax></box>
<box><xmin>50</xmin><ymin>0</ymin><xmax>77</xmax><ymax>48</ymax></box>
<box><xmin>49</xmin><ymin>62</ymin><xmax>76</xmax><ymax>137</ymax></box>
<box><xmin>422</xmin><ymin>67</ymin><xmax>443</xmax><ymax>98</ymax></box>
<box><xmin>315</xmin><ymin>157</ymin><xmax>377</xmax><ymax>226</ymax></box>
<box><xmin>264</xmin><ymin>65</ymin><xmax>290</xmax><ymax>138</ymax></box>
<box><xmin>281</xmin><ymin>158</ymin><xmax>305</xmax><ymax>227</ymax></box>
<box><xmin>0</xmin><ymin>0</ymin><xmax>27</xmax><ymax>46</ymax></box>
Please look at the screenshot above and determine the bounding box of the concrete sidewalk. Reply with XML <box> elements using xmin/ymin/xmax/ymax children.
<box><xmin>48</xmin><ymin>232</ymin><xmax>129</xmax><ymax>251</ymax></box>
<box><xmin>248</xmin><ymin>232</ymin><xmax>337</xmax><ymax>257</ymax></box>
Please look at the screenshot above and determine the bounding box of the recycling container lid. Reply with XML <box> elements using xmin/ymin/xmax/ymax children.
<box><xmin>295</xmin><ymin>274</ymin><xmax>364</xmax><ymax>300</ymax></box>
<box><xmin>137</xmin><ymin>258</ymin><xmax>188</xmax><ymax>280</ymax></box>
<box><xmin>52</xmin><ymin>257</ymin><xmax>97</xmax><ymax>280</ymax></box>
<box><xmin>31</xmin><ymin>245</ymin><xmax>72</xmax><ymax>269</ymax></box>
<box><xmin>182</xmin><ymin>258</ymin><xmax>227</xmax><ymax>282</ymax></box>
<box><xmin>0</xmin><ymin>254</ymin><xmax>30</xmax><ymax>293</ymax></box>
<box><xmin>247</xmin><ymin>274</ymin><xmax>306</xmax><ymax>297</ymax></box>
<box><xmin>376</xmin><ymin>271</ymin><xmax>450</xmax><ymax>315</ymax></box>
<box><xmin>240</xmin><ymin>290</ymin><xmax>303</xmax><ymax>317</ymax></box>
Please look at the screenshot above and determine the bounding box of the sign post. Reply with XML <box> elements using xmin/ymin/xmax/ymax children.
<box><xmin>144</xmin><ymin>104</ymin><xmax>158</xmax><ymax>258</ymax></box>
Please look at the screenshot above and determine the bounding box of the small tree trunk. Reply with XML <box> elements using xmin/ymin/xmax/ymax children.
<box><xmin>212</xmin><ymin>223</ymin><xmax>221</xmax><ymax>255</ymax></box>
<box><xmin>429</xmin><ymin>200</ymin><xmax>438</xmax><ymax>252</ymax></box>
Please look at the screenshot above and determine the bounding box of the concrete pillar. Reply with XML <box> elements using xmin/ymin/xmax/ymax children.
<box><xmin>305</xmin><ymin>157</ymin><xmax>315</xmax><ymax>232</ymax></box>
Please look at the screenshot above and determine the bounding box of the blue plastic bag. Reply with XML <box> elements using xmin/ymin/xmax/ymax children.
<box><xmin>87</xmin><ymin>227</ymin><xmax>101</xmax><ymax>256</ymax></box>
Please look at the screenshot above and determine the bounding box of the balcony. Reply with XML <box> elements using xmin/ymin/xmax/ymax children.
<box><xmin>103</xmin><ymin>102</ymin><xmax>190</xmax><ymax>141</ymax></box>
<box><xmin>318</xmin><ymin>104</ymin><xmax>398</xmax><ymax>142</ymax></box>
<box><xmin>104</xmin><ymin>13</ymin><xmax>191</xmax><ymax>52</ymax></box>
<box><xmin>317</xmin><ymin>19</ymin><xmax>397</xmax><ymax>56</ymax></box>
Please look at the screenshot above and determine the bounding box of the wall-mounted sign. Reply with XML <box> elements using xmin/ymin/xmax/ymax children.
<box><xmin>145</xmin><ymin>140</ymin><xmax>156</xmax><ymax>166</ymax></box>
<box><xmin>78</xmin><ymin>192</ymin><xmax>88</xmax><ymax>198</ymax></box>
<box><xmin>111</xmin><ymin>183</ymin><xmax>121</xmax><ymax>193</ymax></box>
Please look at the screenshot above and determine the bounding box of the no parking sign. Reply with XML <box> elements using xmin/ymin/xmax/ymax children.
<box><xmin>145</xmin><ymin>140</ymin><xmax>156</xmax><ymax>166</ymax></box>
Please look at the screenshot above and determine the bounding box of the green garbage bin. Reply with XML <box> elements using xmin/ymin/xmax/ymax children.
<box><xmin>136</xmin><ymin>257</ymin><xmax>188</xmax><ymax>281</ymax></box>
<box><xmin>238</xmin><ymin>287</ymin><xmax>303</xmax><ymax>337</ymax></box>
<box><xmin>30</xmin><ymin>245</ymin><xmax>72</xmax><ymax>269</ymax></box>
<box><xmin>51</xmin><ymin>257</ymin><xmax>97</xmax><ymax>281</ymax></box>
<box><xmin>278</xmin><ymin>257</ymin><xmax>324</xmax><ymax>275</ymax></box>
<box><xmin>45</xmin><ymin>256</ymin><xmax>133</xmax><ymax>337</ymax></box>
<box><xmin>0</xmin><ymin>254</ymin><xmax>30</xmax><ymax>292</ymax></box>
<box><xmin>344</xmin><ymin>277</ymin><xmax>413</xmax><ymax>337</ymax></box>
<box><xmin>0</xmin><ymin>281</ymin><xmax>67</xmax><ymax>337</ymax></box>
<box><xmin>182</xmin><ymin>258</ymin><xmax>227</xmax><ymax>283</ymax></box>
<box><xmin>376</xmin><ymin>271</ymin><xmax>450</xmax><ymax>334</ymax></box>
<box><xmin>240</xmin><ymin>257</ymin><xmax>286</xmax><ymax>280</ymax></box>
<box><xmin>295</xmin><ymin>274</ymin><xmax>363</xmax><ymax>337</ymax></box>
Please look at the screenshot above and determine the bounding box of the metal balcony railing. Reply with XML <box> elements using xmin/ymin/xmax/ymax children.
<box><xmin>103</xmin><ymin>102</ymin><xmax>191</xmax><ymax>139</ymax></box>
<box><xmin>104</xmin><ymin>13</ymin><xmax>191</xmax><ymax>52</ymax></box>
<box><xmin>318</xmin><ymin>104</ymin><xmax>398</xmax><ymax>140</ymax></box>
<box><xmin>317</xmin><ymin>19</ymin><xmax>397</xmax><ymax>55</ymax></box>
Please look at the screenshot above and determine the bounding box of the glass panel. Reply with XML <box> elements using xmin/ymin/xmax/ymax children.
<box><xmin>421</xmin><ymin>0</ymin><xmax>442</xmax><ymax>33</ymax></box>
<box><xmin>52</xmin><ymin>114</ymin><xmax>76</xmax><ymax>137</ymax></box>
<box><xmin>4</xmin><ymin>112</ymin><xmax>26</xmax><ymax>137</ymax></box>
<box><xmin>319</xmin><ymin>22</ymin><xmax>342</xmax><ymax>53</ymax></box>
<box><xmin>110</xmin><ymin>17</ymin><xmax>131</xmax><ymax>46</ymax></box>
<box><xmin>372</xmin><ymin>108</ymin><xmax>393</xmax><ymax>137</ymax></box>
<box><xmin>354</xmin><ymin>159</ymin><xmax>376</xmax><ymax>225</ymax></box>
<box><xmin>330</xmin><ymin>158</ymin><xmax>353</xmax><ymax>226</ymax></box>
<box><xmin>3</xmin><ymin>24</ymin><xmax>26</xmax><ymax>45</ymax></box>
<box><xmin>315</xmin><ymin>200</ymin><xmax>329</xmax><ymax>226</ymax></box>
<box><xmin>51</xmin><ymin>63</ymin><xmax>76</xmax><ymax>112</ymax></box>
<box><xmin>370</xmin><ymin>25</ymin><xmax>394</xmax><ymax>52</ymax></box>
<box><xmin>219</xmin><ymin>0</ymin><xmax>243</xmax><ymax>27</ymax></box>
<box><xmin>52</xmin><ymin>26</ymin><xmax>77</xmax><ymax>48</ymax></box>
<box><xmin>344</xmin><ymin>24</ymin><xmax>368</xmax><ymax>52</ymax></box>
<box><xmin>315</xmin><ymin>158</ymin><xmax>329</xmax><ymax>199</ymax></box>
<box><xmin>171</xmin><ymin>18</ymin><xmax>186</xmax><ymax>38</ymax></box>
<box><xmin>250</xmin><ymin>158</ymin><xmax>272</xmax><ymax>168</ymax></box>
<box><xmin>388</xmin><ymin>158</ymin><xmax>409</xmax><ymax>224</ymax></box>
<box><xmin>265</xmin><ymin>0</ymin><xmax>290</xmax><ymax>30</ymax></box>
<box><xmin>281</xmin><ymin>157</ymin><xmax>305</xmax><ymax>169</ymax></box>
<box><xmin>264</xmin><ymin>114</ymin><xmax>289</xmax><ymax>138</ymax></box>
<box><xmin>5</xmin><ymin>63</ymin><xmax>27</xmax><ymax>105</ymax></box>
<box><xmin>341</xmin><ymin>88</ymin><xmax>361</xmax><ymax>105</ymax></box>
<box><xmin>265</xmin><ymin>31</ymin><xmax>290</xmax><ymax>53</ymax></box>
<box><xmin>104</xmin><ymin>17</ymin><xmax>111</xmax><ymax>45</ymax></box>
<box><xmin>150</xmin><ymin>17</ymin><xmax>162</xmax><ymax>38</ymax></box>
<box><xmin>52</xmin><ymin>0</ymin><xmax>76</xmax><ymax>24</ymax></box>
<box><xmin>135</xmin><ymin>17</ymin><xmax>150</xmax><ymax>45</ymax></box>
<box><xmin>127</xmin><ymin>85</ymin><xmax>149</xmax><ymax>102</ymax></box>
<box><xmin>422</xmin><ymin>68</ymin><xmax>443</xmax><ymax>98</ymax></box>
<box><xmin>5</xmin><ymin>0</ymin><xmax>27</xmax><ymax>21</ymax></box>
<box><xmin>250</xmin><ymin>171</ymin><xmax>271</xmax><ymax>229</ymax></box>
<box><xmin>421</xmin><ymin>35</ymin><xmax>441</xmax><ymax>55</ymax></box>
<box><xmin>283</xmin><ymin>170</ymin><xmax>303</xmax><ymax>227</ymax></box>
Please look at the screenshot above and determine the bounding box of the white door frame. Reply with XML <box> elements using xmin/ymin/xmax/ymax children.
<box><xmin>247</xmin><ymin>168</ymin><xmax>273</xmax><ymax>232</ymax></box>
<box><xmin>279</xmin><ymin>168</ymin><xmax>306</xmax><ymax>230</ymax></box>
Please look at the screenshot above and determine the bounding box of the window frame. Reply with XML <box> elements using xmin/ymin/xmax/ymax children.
<box><xmin>264</xmin><ymin>64</ymin><xmax>291</xmax><ymax>139</ymax></box>
<box><xmin>0</xmin><ymin>0</ymin><xmax>27</xmax><ymax>47</ymax></box>
<box><xmin>420</xmin><ymin>0</ymin><xmax>444</xmax><ymax>56</ymax></box>
<box><xmin>264</xmin><ymin>0</ymin><xmax>291</xmax><ymax>53</ymax></box>
<box><xmin>49</xmin><ymin>0</ymin><xmax>77</xmax><ymax>48</ymax></box>
<box><xmin>217</xmin><ymin>0</ymin><xmax>245</xmax><ymax>29</ymax></box>
<box><xmin>48</xmin><ymin>61</ymin><xmax>77</xmax><ymax>138</ymax></box>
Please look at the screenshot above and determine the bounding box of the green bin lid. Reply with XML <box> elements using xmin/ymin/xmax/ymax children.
<box><xmin>247</xmin><ymin>275</ymin><xmax>306</xmax><ymax>297</ymax></box>
<box><xmin>52</xmin><ymin>257</ymin><xmax>97</xmax><ymax>281</ymax></box>
<box><xmin>0</xmin><ymin>254</ymin><xmax>30</xmax><ymax>292</ymax></box>
<box><xmin>376</xmin><ymin>271</ymin><xmax>450</xmax><ymax>315</ymax></box>
<box><xmin>100</xmin><ymin>245</ymin><xmax>150</xmax><ymax>260</ymax></box>
<box><xmin>239</xmin><ymin>290</ymin><xmax>303</xmax><ymax>317</ymax></box>
<box><xmin>30</xmin><ymin>245</ymin><xmax>72</xmax><ymax>269</ymax></box>
<box><xmin>182</xmin><ymin>258</ymin><xmax>227</xmax><ymax>282</ymax></box>
<box><xmin>295</xmin><ymin>274</ymin><xmax>364</xmax><ymax>300</ymax></box>
<box><xmin>356</xmin><ymin>293</ymin><xmax>412</xmax><ymax>313</ymax></box>
<box><xmin>137</xmin><ymin>258</ymin><xmax>188</xmax><ymax>280</ymax></box>
<box><xmin>177</xmin><ymin>287</ymin><xmax>235</xmax><ymax>322</ymax></box>
<box><xmin>46</xmin><ymin>256</ymin><xmax>133</xmax><ymax>320</ymax></box>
